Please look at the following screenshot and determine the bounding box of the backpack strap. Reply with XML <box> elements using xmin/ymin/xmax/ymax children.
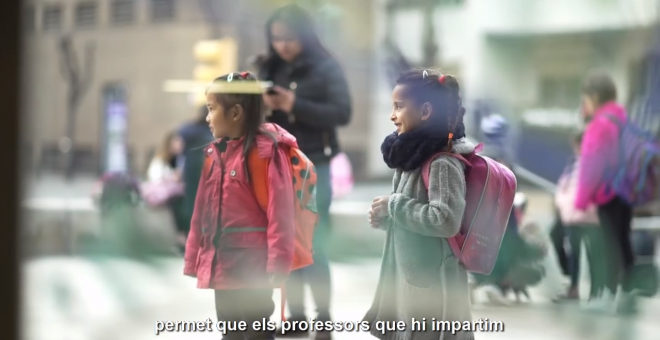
<box><xmin>247</xmin><ymin>146</ymin><xmax>269</xmax><ymax>212</ymax></box>
<box><xmin>421</xmin><ymin>150</ymin><xmax>473</xmax><ymax>190</ymax></box>
<box><xmin>600</xmin><ymin>113</ymin><xmax>628</xmax><ymax>190</ymax></box>
<box><xmin>602</xmin><ymin>113</ymin><xmax>625</xmax><ymax>129</ymax></box>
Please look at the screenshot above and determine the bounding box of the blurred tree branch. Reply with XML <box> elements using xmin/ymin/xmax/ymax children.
<box><xmin>58</xmin><ymin>35</ymin><xmax>95</xmax><ymax>180</ymax></box>
<box><xmin>386</xmin><ymin>0</ymin><xmax>443</xmax><ymax>68</ymax></box>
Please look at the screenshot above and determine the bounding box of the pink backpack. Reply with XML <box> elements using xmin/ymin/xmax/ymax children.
<box><xmin>422</xmin><ymin>144</ymin><xmax>517</xmax><ymax>275</ymax></box>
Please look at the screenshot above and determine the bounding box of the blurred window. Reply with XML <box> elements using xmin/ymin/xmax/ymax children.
<box><xmin>43</xmin><ymin>4</ymin><xmax>63</xmax><ymax>32</ymax></box>
<box><xmin>24</xmin><ymin>4</ymin><xmax>36</xmax><ymax>33</ymax></box>
<box><xmin>151</xmin><ymin>0</ymin><xmax>176</xmax><ymax>23</ymax></box>
<box><xmin>539</xmin><ymin>77</ymin><xmax>581</xmax><ymax>109</ymax></box>
<box><xmin>111</xmin><ymin>0</ymin><xmax>135</xmax><ymax>25</ymax></box>
<box><xmin>75</xmin><ymin>1</ymin><xmax>98</xmax><ymax>29</ymax></box>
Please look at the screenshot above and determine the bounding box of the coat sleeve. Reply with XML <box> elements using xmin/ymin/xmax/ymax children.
<box><xmin>289</xmin><ymin>59</ymin><xmax>352</xmax><ymax>129</ymax></box>
<box><xmin>265</xmin><ymin>148</ymin><xmax>296</xmax><ymax>274</ymax></box>
<box><xmin>387</xmin><ymin>157</ymin><xmax>466</xmax><ymax>238</ymax></box>
<box><xmin>575</xmin><ymin>119</ymin><xmax>617</xmax><ymax>210</ymax></box>
<box><xmin>183</xmin><ymin>163</ymin><xmax>208</xmax><ymax>277</ymax></box>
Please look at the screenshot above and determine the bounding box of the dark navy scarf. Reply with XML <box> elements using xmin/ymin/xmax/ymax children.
<box><xmin>381</xmin><ymin>125</ymin><xmax>450</xmax><ymax>171</ymax></box>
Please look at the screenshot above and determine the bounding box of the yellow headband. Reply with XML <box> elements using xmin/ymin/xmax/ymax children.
<box><xmin>207</xmin><ymin>80</ymin><xmax>272</xmax><ymax>94</ymax></box>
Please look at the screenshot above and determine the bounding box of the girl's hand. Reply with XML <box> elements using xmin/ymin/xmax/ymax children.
<box><xmin>368</xmin><ymin>209</ymin><xmax>385</xmax><ymax>229</ymax></box>
<box><xmin>371</xmin><ymin>196</ymin><xmax>390</xmax><ymax>218</ymax></box>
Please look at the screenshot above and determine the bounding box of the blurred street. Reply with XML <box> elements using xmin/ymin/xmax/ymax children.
<box><xmin>20</xmin><ymin>174</ymin><xmax>660</xmax><ymax>340</ymax></box>
<box><xmin>22</xmin><ymin>256</ymin><xmax>660</xmax><ymax>340</ymax></box>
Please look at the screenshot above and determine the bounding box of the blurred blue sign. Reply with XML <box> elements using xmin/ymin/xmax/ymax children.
<box><xmin>101</xmin><ymin>83</ymin><xmax>129</xmax><ymax>173</ymax></box>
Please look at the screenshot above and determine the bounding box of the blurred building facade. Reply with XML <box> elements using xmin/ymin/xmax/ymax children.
<box><xmin>367</xmin><ymin>0</ymin><xmax>660</xmax><ymax>178</ymax></box>
<box><xmin>22</xmin><ymin>0</ymin><xmax>212</xmax><ymax>175</ymax></box>
<box><xmin>21</xmin><ymin>0</ymin><xmax>376</xmax><ymax>179</ymax></box>
<box><xmin>21</xmin><ymin>0</ymin><xmax>659</xmax><ymax>180</ymax></box>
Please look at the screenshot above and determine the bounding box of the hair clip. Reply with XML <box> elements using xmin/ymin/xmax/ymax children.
<box><xmin>439</xmin><ymin>75</ymin><xmax>446</xmax><ymax>84</ymax></box>
<box><xmin>240</xmin><ymin>71</ymin><xmax>249</xmax><ymax>78</ymax></box>
<box><xmin>227</xmin><ymin>73</ymin><xmax>234</xmax><ymax>82</ymax></box>
<box><xmin>422</xmin><ymin>70</ymin><xmax>429</xmax><ymax>79</ymax></box>
<box><xmin>448</xmin><ymin>132</ymin><xmax>454</xmax><ymax>140</ymax></box>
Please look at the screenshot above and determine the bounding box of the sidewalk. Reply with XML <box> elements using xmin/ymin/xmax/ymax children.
<box><xmin>22</xmin><ymin>257</ymin><xmax>660</xmax><ymax>340</ymax></box>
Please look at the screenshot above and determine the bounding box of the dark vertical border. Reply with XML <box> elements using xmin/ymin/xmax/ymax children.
<box><xmin>0</xmin><ymin>0</ymin><xmax>20</xmax><ymax>339</ymax></box>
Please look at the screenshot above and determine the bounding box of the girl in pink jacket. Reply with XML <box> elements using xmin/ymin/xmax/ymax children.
<box><xmin>576</xmin><ymin>71</ymin><xmax>636</xmax><ymax>314</ymax></box>
<box><xmin>184</xmin><ymin>72</ymin><xmax>297</xmax><ymax>340</ymax></box>
<box><xmin>554</xmin><ymin>131</ymin><xmax>604</xmax><ymax>302</ymax></box>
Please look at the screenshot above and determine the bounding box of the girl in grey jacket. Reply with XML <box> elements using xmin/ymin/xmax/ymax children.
<box><xmin>365</xmin><ymin>69</ymin><xmax>474</xmax><ymax>340</ymax></box>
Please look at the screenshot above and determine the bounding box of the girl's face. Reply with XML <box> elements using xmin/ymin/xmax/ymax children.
<box><xmin>169</xmin><ymin>135</ymin><xmax>183</xmax><ymax>155</ymax></box>
<box><xmin>270</xmin><ymin>21</ymin><xmax>302</xmax><ymax>63</ymax></box>
<box><xmin>390</xmin><ymin>85</ymin><xmax>431</xmax><ymax>134</ymax></box>
<box><xmin>580</xmin><ymin>94</ymin><xmax>597</xmax><ymax>120</ymax></box>
<box><xmin>206</xmin><ymin>93</ymin><xmax>243</xmax><ymax>139</ymax></box>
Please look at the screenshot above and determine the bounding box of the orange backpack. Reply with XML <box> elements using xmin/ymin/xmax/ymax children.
<box><xmin>202</xmin><ymin>143</ymin><xmax>318</xmax><ymax>271</ymax></box>
<box><xmin>203</xmin><ymin>143</ymin><xmax>317</xmax><ymax>321</ymax></box>
<box><xmin>246</xmin><ymin>144</ymin><xmax>318</xmax><ymax>271</ymax></box>
<box><xmin>248</xmin><ymin>144</ymin><xmax>320</xmax><ymax>322</ymax></box>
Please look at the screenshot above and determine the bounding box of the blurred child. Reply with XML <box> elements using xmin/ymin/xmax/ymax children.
<box><xmin>142</xmin><ymin>132</ymin><xmax>186</xmax><ymax>251</ymax></box>
<box><xmin>146</xmin><ymin>132</ymin><xmax>183</xmax><ymax>182</ymax></box>
<box><xmin>473</xmin><ymin>120</ymin><xmax>543</xmax><ymax>305</ymax></box>
<box><xmin>183</xmin><ymin>72</ymin><xmax>297</xmax><ymax>340</ymax></box>
<box><xmin>502</xmin><ymin>221</ymin><xmax>548</xmax><ymax>302</ymax></box>
<box><xmin>554</xmin><ymin>131</ymin><xmax>604</xmax><ymax>302</ymax></box>
<box><xmin>576</xmin><ymin>71</ymin><xmax>635</xmax><ymax>314</ymax></box>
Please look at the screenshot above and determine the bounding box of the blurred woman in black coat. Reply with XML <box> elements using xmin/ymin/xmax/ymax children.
<box><xmin>255</xmin><ymin>4</ymin><xmax>352</xmax><ymax>339</ymax></box>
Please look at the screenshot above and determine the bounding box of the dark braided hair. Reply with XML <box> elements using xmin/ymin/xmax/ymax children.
<box><xmin>207</xmin><ymin>71</ymin><xmax>278</xmax><ymax>182</ymax></box>
<box><xmin>396</xmin><ymin>69</ymin><xmax>466</xmax><ymax>151</ymax></box>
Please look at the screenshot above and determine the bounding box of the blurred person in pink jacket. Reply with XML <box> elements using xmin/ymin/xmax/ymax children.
<box><xmin>575</xmin><ymin>71</ymin><xmax>636</xmax><ymax>314</ymax></box>
<box><xmin>553</xmin><ymin>131</ymin><xmax>605</xmax><ymax>303</ymax></box>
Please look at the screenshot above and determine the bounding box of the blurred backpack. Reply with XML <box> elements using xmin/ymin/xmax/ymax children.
<box><xmin>202</xmin><ymin>142</ymin><xmax>319</xmax><ymax>323</ymax></box>
<box><xmin>140</xmin><ymin>180</ymin><xmax>184</xmax><ymax>208</ymax></box>
<box><xmin>603</xmin><ymin>114</ymin><xmax>660</xmax><ymax>207</ymax></box>
<box><xmin>202</xmin><ymin>143</ymin><xmax>318</xmax><ymax>272</ymax></box>
<box><xmin>422</xmin><ymin>143</ymin><xmax>517</xmax><ymax>275</ymax></box>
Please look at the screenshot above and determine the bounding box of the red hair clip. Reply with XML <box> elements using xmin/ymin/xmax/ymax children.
<box><xmin>448</xmin><ymin>132</ymin><xmax>454</xmax><ymax>140</ymax></box>
<box><xmin>439</xmin><ymin>75</ymin><xmax>446</xmax><ymax>84</ymax></box>
<box><xmin>240</xmin><ymin>71</ymin><xmax>249</xmax><ymax>78</ymax></box>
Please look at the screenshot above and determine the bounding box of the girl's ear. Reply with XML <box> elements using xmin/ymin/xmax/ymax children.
<box><xmin>231</xmin><ymin>104</ymin><xmax>244</xmax><ymax>121</ymax></box>
<box><xmin>420</xmin><ymin>102</ymin><xmax>432</xmax><ymax>121</ymax></box>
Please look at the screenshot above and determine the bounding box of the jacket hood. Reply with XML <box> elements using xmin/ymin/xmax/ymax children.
<box><xmin>255</xmin><ymin>123</ymin><xmax>299</xmax><ymax>158</ymax></box>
